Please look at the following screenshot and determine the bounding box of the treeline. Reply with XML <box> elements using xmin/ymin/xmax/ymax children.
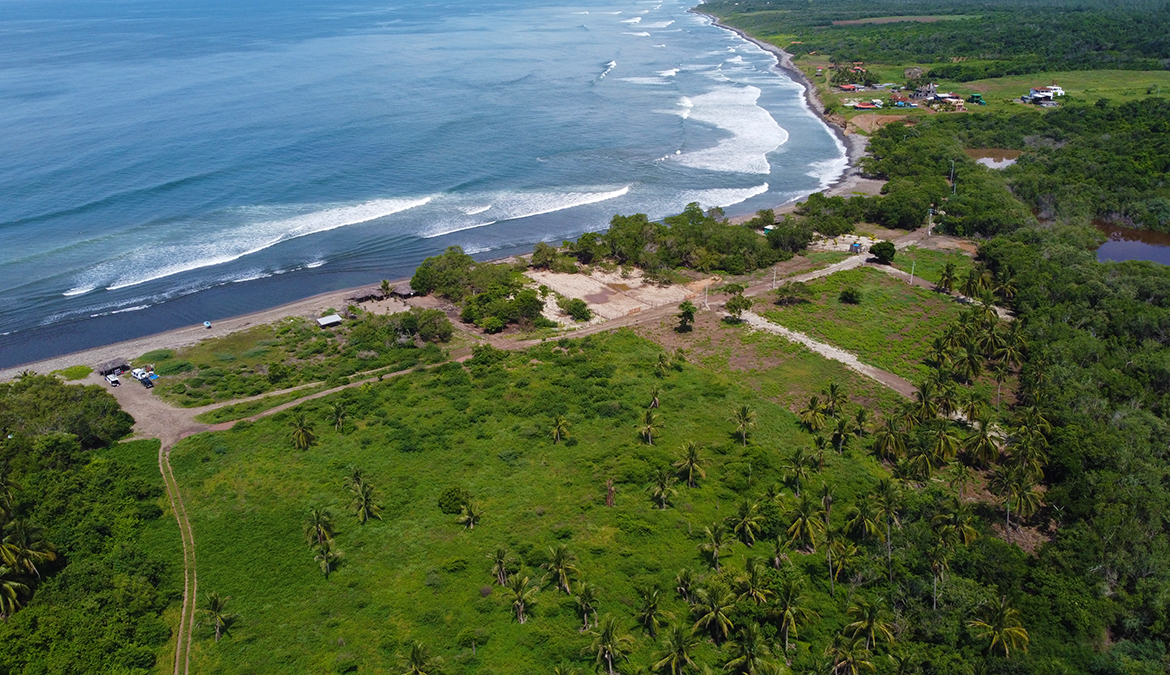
<box><xmin>0</xmin><ymin>375</ymin><xmax>175</xmax><ymax>672</ymax></box>
<box><xmin>705</xmin><ymin>0</ymin><xmax>1170</xmax><ymax>73</ymax></box>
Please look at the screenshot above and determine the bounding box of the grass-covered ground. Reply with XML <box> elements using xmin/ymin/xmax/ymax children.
<box><xmin>890</xmin><ymin>246</ymin><xmax>974</xmax><ymax>285</ymax></box>
<box><xmin>172</xmin><ymin>330</ymin><xmax>890</xmax><ymax>674</ymax></box>
<box><xmin>761</xmin><ymin>267</ymin><xmax>962</xmax><ymax>381</ymax></box>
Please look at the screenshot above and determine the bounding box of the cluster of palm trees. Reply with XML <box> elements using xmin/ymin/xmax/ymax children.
<box><xmin>797</xmin><ymin>382</ymin><xmax>868</xmax><ymax>453</ymax></box>
<box><xmin>485</xmin><ymin>544</ymin><xmax>580</xmax><ymax>626</ymax></box>
<box><xmin>0</xmin><ymin>471</ymin><xmax>56</xmax><ymax>620</ymax></box>
<box><xmin>299</xmin><ymin>467</ymin><xmax>384</xmax><ymax>580</ymax></box>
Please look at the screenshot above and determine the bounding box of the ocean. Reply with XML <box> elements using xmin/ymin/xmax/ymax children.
<box><xmin>0</xmin><ymin>0</ymin><xmax>845</xmax><ymax>368</ymax></box>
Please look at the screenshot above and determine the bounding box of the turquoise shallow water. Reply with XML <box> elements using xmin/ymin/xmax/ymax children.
<box><xmin>0</xmin><ymin>0</ymin><xmax>843</xmax><ymax>366</ymax></box>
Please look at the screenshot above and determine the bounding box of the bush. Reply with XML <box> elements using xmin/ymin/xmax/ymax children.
<box><xmin>437</xmin><ymin>486</ymin><xmax>471</xmax><ymax>514</ymax></box>
<box><xmin>839</xmin><ymin>286</ymin><xmax>863</xmax><ymax>304</ymax></box>
<box><xmin>54</xmin><ymin>365</ymin><xmax>92</xmax><ymax>381</ymax></box>
<box><xmin>155</xmin><ymin>360</ymin><xmax>195</xmax><ymax>376</ymax></box>
<box><xmin>480</xmin><ymin>316</ymin><xmax>506</xmax><ymax>334</ymax></box>
<box><xmin>140</xmin><ymin>349</ymin><xmax>174</xmax><ymax>362</ymax></box>
<box><xmin>869</xmin><ymin>241</ymin><xmax>896</xmax><ymax>264</ymax></box>
<box><xmin>559</xmin><ymin>298</ymin><xmax>592</xmax><ymax>322</ymax></box>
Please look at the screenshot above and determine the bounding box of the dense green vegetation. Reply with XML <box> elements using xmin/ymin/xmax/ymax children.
<box><xmin>705</xmin><ymin>0</ymin><xmax>1170</xmax><ymax>77</ymax></box>
<box><xmin>141</xmin><ymin>306</ymin><xmax>452</xmax><ymax>407</ymax></box>
<box><xmin>0</xmin><ymin>375</ymin><xmax>178</xmax><ymax>673</ymax></box>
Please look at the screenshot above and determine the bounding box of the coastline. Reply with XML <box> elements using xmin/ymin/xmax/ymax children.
<box><xmin>2</xmin><ymin>13</ymin><xmax>876</xmax><ymax>381</ymax></box>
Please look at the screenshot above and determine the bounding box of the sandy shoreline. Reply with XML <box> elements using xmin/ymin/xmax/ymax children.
<box><xmin>2</xmin><ymin>16</ymin><xmax>877</xmax><ymax>381</ymax></box>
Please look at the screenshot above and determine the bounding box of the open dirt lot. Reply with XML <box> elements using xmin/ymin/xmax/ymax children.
<box><xmin>527</xmin><ymin>268</ymin><xmax>717</xmax><ymax>321</ymax></box>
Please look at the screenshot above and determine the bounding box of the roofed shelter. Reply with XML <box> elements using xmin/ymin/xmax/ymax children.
<box><xmin>316</xmin><ymin>314</ymin><xmax>343</xmax><ymax>328</ymax></box>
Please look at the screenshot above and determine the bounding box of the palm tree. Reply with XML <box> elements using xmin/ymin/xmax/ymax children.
<box><xmin>786</xmin><ymin>493</ymin><xmax>824</xmax><ymax>551</ymax></box>
<box><xmin>690</xmin><ymin>586</ymin><xmax>735</xmax><ymax>645</ymax></box>
<box><xmin>649</xmin><ymin>385</ymin><xmax>662</xmax><ymax>409</ymax></box>
<box><xmin>737</xmin><ymin>557</ymin><xmax>774</xmax><ymax>605</ymax></box>
<box><xmin>456</xmin><ymin>501</ymin><xmax>482</xmax><ymax>530</ymax></box>
<box><xmin>0</xmin><ymin>565</ymin><xmax>29</xmax><ymax>620</ymax></box>
<box><xmin>731</xmin><ymin>405</ymin><xmax>756</xmax><ymax>446</ymax></box>
<box><xmin>551</xmin><ymin>415</ymin><xmax>571</xmax><ymax>444</ymax></box>
<box><xmin>345</xmin><ymin>465</ymin><xmax>364</xmax><ymax>490</ymax></box>
<box><xmin>769</xmin><ymin>535</ymin><xmax>792</xmax><ymax>570</ymax></box>
<box><xmin>0</xmin><ymin>519</ymin><xmax>56</xmax><ymax>579</ymax></box>
<box><xmin>963</xmin><ymin>416</ymin><xmax>999</xmax><ymax>467</ymax></box>
<box><xmin>853</xmin><ymin>408</ymin><xmax>869</xmax><ymax>439</ymax></box>
<box><xmin>575</xmin><ymin>582</ymin><xmax>599</xmax><ymax>631</ymax></box>
<box><xmin>380</xmin><ymin>278</ymin><xmax>392</xmax><ymax>297</ymax></box>
<box><xmin>674</xmin><ymin>441</ymin><xmax>706</xmax><ymax>488</ymax></box>
<box><xmin>400</xmin><ymin>642</ymin><xmax>443</xmax><ymax>675</ymax></box>
<box><xmin>829</xmin><ymin>535</ymin><xmax>860</xmax><ymax>595</ymax></box>
<box><xmin>932</xmin><ymin>497</ymin><xmax>979</xmax><ymax>547</ymax></box>
<box><xmin>700</xmin><ymin>522</ymin><xmax>731</xmax><ymax>571</ymax></box>
<box><xmin>782</xmin><ymin>448</ymin><xmax>815</xmax><ymax>496</ymax></box>
<box><xmin>728</xmin><ymin>500</ymin><xmax>764</xmax><ymax>546</ymax></box>
<box><xmin>652</xmin><ymin>624</ymin><xmax>700</xmax><ymax>675</ymax></box>
<box><xmin>589</xmin><ymin>616</ymin><xmax>634</xmax><ymax>675</ymax></box>
<box><xmin>349</xmin><ymin>480</ymin><xmax>383</xmax><ymax>524</ymax></box>
<box><xmin>634</xmin><ymin>586</ymin><xmax>673</xmax><ymax>638</ymax></box>
<box><xmin>799</xmin><ymin>396</ymin><xmax>828</xmax><ymax>432</ymax></box>
<box><xmin>995</xmin><ymin>339</ymin><xmax>1024</xmax><ymax>372</ymax></box>
<box><xmin>844</xmin><ymin>497</ymin><xmax>880</xmax><ymax>542</ymax></box>
<box><xmin>314</xmin><ymin>539</ymin><xmax>342</xmax><ymax>579</ymax></box>
<box><xmin>200</xmin><ymin>591</ymin><xmax>235</xmax><ymax>642</ymax></box>
<box><xmin>831</xmin><ymin>417</ymin><xmax>851</xmax><ymax>454</ymax></box>
<box><xmin>724</xmin><ymin>621</ymin><xmax>770</xmax><ymax>674</ymax></box>
<box><xmin>646</xmin><ymin>467</ymin><xmax>678</xmax><ymax>510</ymax></box>
<box><xmin>675</xmin><ymin>568</ymin><xmax>696</xmax><ymax>603</ymax></box>
<box><xmin>872</xmin><ymin>479</ymin><xmax>902</xmax><ymax>583</ymax></box>
<box><xmin>823</xmin><ymin>381</ymin><xmax>848</xmax><ymax>417</ymax></box>
<box><xmin>961</xmin><ymin>267</ymin><xmax>986</xmax><ymax>298</ymax></box>
<box><xmin>825</xmin><ymin>635</ymin><xmax>876</xmax><ymax>675</ymax></box>
<box><xmin>870</xmin><ymin>423</ymin><xmax>906</xmax><ymax>463</ymax></box>
<box><xmin>774</xmin><ymin>577</ymin><xmax>818</xmax><ymax>654</ymax></box>
<box><xmin>927</xmin><ymin>542</ymin><xmax>949</xmax><ymax>610</ymax></box>
<box><xmin>845</xmin><ymin>596</ymin><xmax>894</xmax><ymax>649</ymax></box>
<box><xmin>812</xmin><ymin>435</ymin><xmax>829</xmax><ymax>473</ymax></box>
<box><xmin>937</xmin><ymin>261</ymin><xmax>957</xmax><ymax>293</ymax></box>
<box><xmin>289</xmin><ymin>411</ymin><xmax>317</xmax><ymax>451</ymax></box>
<box><xmin>656</xmin><ymin>352</ymin><xmax>673</xmax><ymax>379</ymax></box>
<box><xmin>541</xmin><ymin>544</ymin><xmax>579</xmax><ymax>594</ymax></box>
<box><xmin>991</xmin><ymin>360</ymin><xmax>1011</xmax><ymax>411</ymax></box>
<box><xmin>507</xmin><ymin>573</ymin><xmax>538</xmax><ymax>624</ymax></box>
<box><xmin>488</xmin><ymin>547</ymin><xmax>513</xmax><ymax>586</ymax></box>
<box><xmin>994</xmin><ymin>270</ymin><xmax>1017</xmax><ymax>302</ymax></box>
<box><xmin>928</xmin><ymin>424</ymin><xmax>961</xmax><ymax>466</ymax></box>
<box><xmin>969</xmin><ymin>596</ymin><xmax>1029</xmax><ymax>657</ymax></box>
<box><xmin>303</xmin><ymin>507</ymin><xmax>336</xmax><ymax>547</ymax></box>
<box><xmin>327</xmin><ymin>402</ymin><xmax>347</xmax><ymax>432</ymax></box>
<box><xmin>640</xmin><ymin>409</ymin><xmax>661</xmax><ymax>445</ymax></box>
<box><xmin>989</xmin><ymin>466</ymin><xmax>1020</xmax><ymax>539</ymax></box>
<box><xmin>912</xmin><ymin>382</ymin><xmax>939</xmax><ymax>422</ymax></box>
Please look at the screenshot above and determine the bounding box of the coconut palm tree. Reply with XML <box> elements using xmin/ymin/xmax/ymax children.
<box><xmin>961</xmin><ymin>267</ymin><xmax>987</xmax><ymax>298</ymax></box>
<box><xmin>646</xmin><ymin>467</ymin><xmax>678</xmax><ymax>510</ymax></box>
<box><xmin>853</xmin><ymin>408</ymin><xmax>869</xmax><ymax>439</ymax></box>
<box><xmin>928</xmin><ymin>424</ymin><xmax>961</xmax><ymax>466</ymax></box>
<box><xmin>690</xmin><ymin>586</ymin><xmax>735</xmax><ymax>645</ymax></box>
<box><xmin>456</xmin><ymin>501</ymin><xmax>482</xmax><ymax>530</ymax></box>
<box><xmin>724</xmin><ymin>621</ymin><xmax>771</xmax><ymax>674</ymax></box>
<box><xmin>640</xmin><ymin>409</ymin><xmax>661</xmax><ymax>445</ymax></box>
<box><xmin>932</xmin><ymin>497</ymin><xmax>979</xmax><ymax>548</ymax></box>
<box><xmin>489</xmin><ymin>547</ymin><xmax>513</xmax><ymax>586</ymax></box>
<box><xmin>829</xmin><ymin>536</ymin><xmax>860</xmax><ymax>594</ymax></box>
<box><xmin>937</xmin><ymin>261</ymin><xmax>957</xmax><ymax>293</ymax></box>
<box><xmin>656</xmin><ymin>352</ymin><xmax>673</xmax><ymax>379</ymax></box>
<box><xmin>649</xmin><ymin>385</ymin><xmax>662</xmax><ymax>409</ymax></box>
<box><xmin>989</xmin><ymin>466</ymin><xmax>1021</xmax><ymax>539</ymax></box>
<box><xmin>786</xmin><ymin>493</ymin><xmax>824</xmax><ymax>551</ymax></box>
<box><xmin>770</xmin><ymin>535</ymin><xmax>792</xmax><ymax>570</ymax></box>
<box><xmin>870</xmin><ymin>423</ymin><xmax>906</xmax><ymax>463</ymax></box>
<box><xmin>400</xmin><ymin>642</ymin><xmax>443</xmax><ymax>675</ymax></box>
<box><xmin>652</xmin><ymin>624</ymin><xmax>701</xmax><ymax>675</ymax></box>
<box><xmin>551</xmin><ymin>415</ymin><xmax>571</xmax><ymax>444</ymax></box>
<box><xmin>675</xmin><ymin>568</ymin><xmax>695</xmax><ymax>603</ymax></box>
<box><xmin>844</xmin><ymin>497</ymin><xmax>880</xmax><ymax>542</ymax></box>
<box><xmin>200</xmin><ymin>591</ymin><xmax>235</xmax><ymax>642</ymax></box>
<box><xmin>575</xmin><ymin>582</ymin><xmax>599</xmax><ymax>631</ymax></box>
<box><xmin>541</xmin><ymin>544</ymin><xmax>579</xmax><ymax>594</ymax></box>
<box><xmin>912</xmin><ymin>382</ymin><xmax>939</xmax><ymax>422</ymax></box>
<box><xmin>0</xmin><ymin>565</ymin><xmax>29</xmax><ymax>620</ymax></box>
<box><xmin>969</xmin><ymin>596</ymin><xmax>1029</xmax><ymax>657</ymax></box>
<box><xmin>825</xmin><ymin>635</ymin><xmax>876</xmax><ymax>675</ymax></box>
<box><xmin>831</xmin><ymin>417</ymin><xmax>852</xmax><ymax>454</ymax></box>
<box><xmin>674</xmin><ymin>441</ymin><xmax>706</xmax><ymax>488</ymax></box>
<box><xmin>327</xmin><ymin>402</ymin><xmax>348</xmax><ymax>432</ymax></box>
<box><xmin>963</xmin><ymin>416</ymin><xmax>999</xmax><ymax>467</ymax></box>
<box><xmin>845</xmin><ymin>596</ymin><xmax>894</xmax><ymax>649</ymax></box>
<box><xmin>782</xmin><ymin>448</ymin><xmax>815</xmax><ymax>497</ymax></box>
<box><xmin>303</xmin><ymin>506</ymin><xmax>336</xmax><ymax>547</ymax></box>
<box><xmin>872</xmin><ymin>479</ymin><xmax>902</xmax><ymax>583</ymax></box>
<box><xmin>349</xmin><ymin>480</ymin><xmax>383</xmax><ymax>524</ymax></box>
<box><xmin>823</xmin><ymin>381</ymin><xmax>848</xmax><ymax>417</ymax></box>
<box><xmin>799</xmin><ymin>396</ymin><xmax>828</xmax><ymax>432</ymax></box>
<box><xmin>0</xmin><ymin>519</ymin><xmax>56</xmax><ymax>579</ymax></box>
<box><xmin>774</xmin><ymin>577</ymin><xmax>818</xmax><ymax>654</ymax></box>
<box><xmin>737</xmin><ymin>557</ymin><xmax>774</xmax><ymax>605</ymax></box>
<box><xmin>700</xmin><ymin>522</ymin><xmax>731</xmax><ymax>571</ymax></box>
<box><xmin>927</xmin><ymin>542</ymin><xmax>949</xmax><ymax>610</ymax></box>
<box><xmin>289</xmin><ymin>411</ymin><xmax>317</xmax><ymax>451</ymax></box>
<box><xmin>728</xmin><ymin>500</ymin><xmax>764</xmax><ymax>547</ymax></box>
<box><xmin>314</xmin><ymin>539</ymin><xmax>342</xmax><ymax>579</ymax></box>
<box><xmin>991</xmin><ymin>360</ymin><xmax>1011</xmax><ymax>411</ymax></box>
<box><xmin>634</xmin><ymin>586</ymin><xmax>673</xmax><ymax>638</ymax></box>
<box><xmin>589</xmin><ymin>616</ymin><xmax>634</xmax><ymax>675</ymax></box>
<box><xmin>507</xmin><ymin>573</ymin><xmax>538</xmax><ymax>624</ymax></box>
<box><xmin>731</xmin><ymin>405</ymin><xmax>757</xmax><ymax>446</ymax></box>
<box><xmin>994</xmin><ymin>270</ymin><xmax>1017</xmax><ymax>302</ymax></box>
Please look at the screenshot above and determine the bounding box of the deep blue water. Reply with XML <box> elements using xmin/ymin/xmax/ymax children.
<box><xmin>0</xmin><ymin>0</ymin><xmax>844</xmax><ymax>367</ymax></box>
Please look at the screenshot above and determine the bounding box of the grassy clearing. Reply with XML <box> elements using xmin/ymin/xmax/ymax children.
<box><xmin>964</xmin><ymin>69</ymin><xmax>1170</xmax><ymax>108</ymax></box>
<box><xmin>173</xmin><ymin>330</ymin><xmax>890</xmax><ymax>674</ymax></box>
<box><xmin>890</xmin><ymin>246</ymin><xmax>974</xmax><ymax>285</ymax></box>
<box><xmin>831</xmin><ymin>15</ymin><xmax>975</xmax><ymax>25</ymax></box>
<box><xmin>52</xmin><ymin>364</ymin><xmax>93</xmax><ymax>380</ymax></box>
<box><xmin>193</xmin><ymin>385</ymin><xmax>332</xmax><ymax>424</ymax></box>
<box><xmin>761</xmin><ymin>267</ymin><xmax>962</xmax><ymax>381</ymax></box>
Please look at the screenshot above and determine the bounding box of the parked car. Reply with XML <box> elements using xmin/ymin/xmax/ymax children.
<box><xmin>105</xmin><ymin>374</ymin><xmax>120</xmax><ymax>387</ymax></box>
<box><xmin>139</xmin><ymin>376</ymin><xmax>154</xmax><ymax>389</ymax></box>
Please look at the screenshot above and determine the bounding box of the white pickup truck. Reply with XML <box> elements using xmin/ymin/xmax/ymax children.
<box><xmin>130</xmin><ymin>368</ymin><xmax>155</xmax><ymax>389</ymax></box>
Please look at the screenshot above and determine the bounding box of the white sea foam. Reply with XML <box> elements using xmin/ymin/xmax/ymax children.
<box><xmin>658</xmin><ymin>68</ymin><xmax>679</xmax><ymax>77</ymax></box>
<box><xmin>572</xmin><ymin>11</ymin><xmax>589</xmax><ymax>14</ymax></box>
<box><xmin>621</xmin><ymin>16</ymin><xmax>641</xmax><ymax>23</ymax></box>
<box><xmin>72</xmin><ymin>197</ymin><xmax>432</xmax><ymax>293</ymax></box>
<box><xmin>624</xmin><ymin>31</ymin><xmax>651</xmax><ymax>37</ymax></box>
<box><xmin>806</xmin><ymin>153</ymin><xmax>851</xmax><ymax>191</ymax></box>
<box><xmin>231</xmin><ymin>271</ymin><xmax>273</xmax><ymax>283</ymax></box>
<box><xmin>621</xmin><ymin>77</ymin><xmax>670</xmax><ymax>85</ymax></box>
<box><xmin>598</xmin><ymin>60</ymin><xmax>617</xmax><ymax>79</ymax></box>
<box><xmin>726</xmin><ymin>55</ymin><xmax>744</xmax><ymax>64</ymax></box>
<box><xmin>682</xmin><ymin>183</ymin><xmax>770</xmax><ymax>208</ymax></box>
<box><xmin>674</xmin><ymin>86</ymin><xmax>787</xmax><ymax>174</ymax></box>
<box><xmin>304</xmin><ymin>260</ymin><xmax>326</xmax><ymax>269</ymax></box>
<box><xmin>461</xmin><ymin>205</ymin><xmax>492</xmax><ymax>215</ymax></box>
<box><xmin>419</xmin><ymin>186</ymin><xmax>630</xmax><ymax>239</ymax></box>
<box><xmin>654</xmin><ymin>44</ymin><xmax>667</xmax><ymax>48</ymax></box>
<box><xmin>63</xmin><ymin>285</ymin><xmax>96</xmax><ymax>297</ymax></box>
<box><xmin>641</xmin><ymin>20</ymin><xmax>675</xmax><ymax>28</ymax></box>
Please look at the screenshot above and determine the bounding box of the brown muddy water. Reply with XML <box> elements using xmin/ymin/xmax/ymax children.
<box><xmin>1095</xmin><ymin>222</ymin><xmax>1170</xmax><ymax>265</ymax></box>
<box><xmin>965</xmin><ymin>148</ymin><xmax>1022</xmax><ymax>169</ymax></box>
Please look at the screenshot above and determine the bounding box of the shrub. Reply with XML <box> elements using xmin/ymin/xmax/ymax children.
<box><xmin>156</xmin><ymin>360</ymin><xmax>195</xmax><ymax>376</ymax></box>
<box><xmin>870</xmin><ymin>241</ymin><xmax>897</xmax><ymax>264</ymax></box>
<box><xmin>437</xmin><ymin>486</ymin><xmax>471</xmax><ymax>514</ymax></box>
<box><xmin>480</xmin><ymin>316</ymin><xmax>506</xmax><ymax>334</ymax></box>
<box><xmin>840</xmin><ymin>286</ymin><xmax>863</xmax><ymax>304</ymax></box>
<box><xmin>54</xmin><ymin>365</ymin><xmax>92</xmax><ymax>381</ymax></box>
<box><xmin>140</xmin><ymin>349</ymin><xmax>174</xmax><ymax>362</ymax></box>
<box><xmin>559</xmin><ymin>298</ymin><xmax>592</xmax><ymax>322</ymax></box>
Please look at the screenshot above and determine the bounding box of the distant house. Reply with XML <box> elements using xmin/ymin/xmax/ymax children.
<box><xmin>838</xmin><ymin>84</ymin><xmax>858</xmax><ymax>92</ymax></box>
<box><xmin>391</xmin><ymin>282</ymin><xmax>417</xmax><ymax>298</ymax></box>
<box><xmin>910</xmin><ymin>83</ymin><xmax>937</xmax><ymax>100</ymax></box>
<box><xmin>317</xmin><ymin>314</ymin><xmax>343</xmax><ymax>328</ymax></box>
<box><xmin>96</xmin><ymin>359</ymin><xmax>130</xmax><ymax>376</ymax></box>
<box><xmin>345</xmin><ymin>286</ymin><xmax>382</xmax><ymax>304</ymax></box>
<box><xmin>855</xmin><ymin>101</ymin><xmax>878</xmax><ymax>109</ymax></box>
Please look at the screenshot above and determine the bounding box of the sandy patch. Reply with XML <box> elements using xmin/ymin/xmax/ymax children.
<box><xmin>527</xmin><ymin>268</ymin><xmax>715</xmax><ymax>322</ymax></box>
<box><xmin>808</xmin><ymin>232</ymin><xmax>881</xmax><ymax>253</ymax></box>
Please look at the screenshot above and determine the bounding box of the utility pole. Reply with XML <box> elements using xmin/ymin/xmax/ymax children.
<box><xmin>772</xmin><ymin>267</ymin><xmax>777</xmax><ymax>289</ymax></box>
<box><xmin>927</xmin><ymin>208</ymin><xmax>934</xmax><ymax>235</ymax></box>
<box><xmin>909</xmin><ymin>260</ymin><xmax>916</xmax><ymax>287</ymax></box>
<box><xmin>704</xmin><ymin>284</ymin><xmax>709</xmax><ymax>310</ymax></box>
<box><xmin>950</xmin><ymin>159</ymin><xmax>957</xmax><ymax>195</ymax></box>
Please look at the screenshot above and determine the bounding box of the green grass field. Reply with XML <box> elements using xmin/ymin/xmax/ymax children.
<box><xmin>172</xmin><ymin>330</ymin><xmax>891</xmax><ymax>674</ymax></box>
<box><xmin>890</xmin><ymin>246</ymin><xmax>974</xmax><ymax>285</ymax></box>
<box><xmin>762</xmin><ymin>267</ymin><xmax>962</xmax><ymax>381</ymax></box>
